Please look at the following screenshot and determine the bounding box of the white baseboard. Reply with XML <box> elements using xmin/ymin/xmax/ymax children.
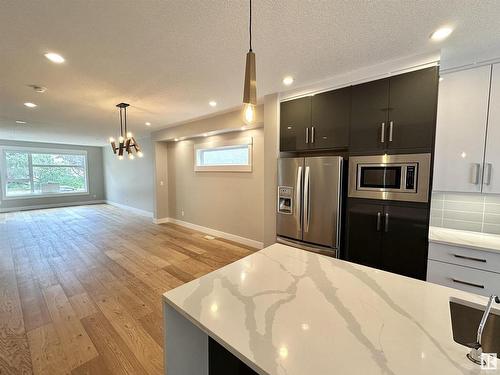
<box><xmin>0</xmin><ymin>200</ymin><xmax>106</xmax><ymax>213</ymax></box>
<box><xmin>154</xmin><ymin>217</ymin><xmax>264</xmax><ymax>249</ymax></box>
<box><xmin>106</xmin><ymin>201</ymin><xmax>153</xmax><ymax>218</ymax></box>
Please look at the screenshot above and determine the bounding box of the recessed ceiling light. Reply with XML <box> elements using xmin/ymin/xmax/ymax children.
<box><xmin>209</xmin><ymin>101</ymin><xmax>217</xmax><ymax>107</ymax></box>
<box><xmin>439</xmin><ymin>77</ymin><xmax>444</xmax><ymax>82</ymax></box>
<box><xmin>145</xmin><ymin>122</ymin><xmax>151</xmax><ymax>126</ymax></box>
<box><xmin>430</xmin><ymin>27</ymin><xmax>453</xmax><ymax>42</ymax></box>
<box><xmin>24</xmin><ymin>102</ymin><xmax>37</xmax><ymax>108</ymax></box>
<box><xmin>283</xmin><ymin>76</ymin><xmax>294</xmax><ymax>86</ymax></box>
<box><xmin>44</xmin><ymin>52</ymin><xmax>65</xmax><ymax>64</ymax></box>
<box><xmin>203</xmin><ymin>133</ymin><xmax>208</xmax><ymax>137</ymax></box>
<box><xmin>15</xmin><ymin>120</ymin><xmax>27</xmax><ymax>124</ymax></box>
<box><xmin>174</xmin><ymin>138</ymin><xmax>179</xmax><ymax>142</ymax></box>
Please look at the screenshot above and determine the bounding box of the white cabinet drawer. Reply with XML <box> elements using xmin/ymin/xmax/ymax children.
<box><xmin>428</xmin><ymin>242</ymin><xmax>500</xmax><ymax>273</ymax></box>
<box><xmin>427</xmin><ymin>259</ymin><xmax>500</xmax><ymax>297</ymax></box>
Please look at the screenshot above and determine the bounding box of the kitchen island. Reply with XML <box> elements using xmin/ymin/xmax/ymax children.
<box><xmin>163</xmin><ymin>243</ymin><xmax>497</xmax><ymax>374</ymax></box>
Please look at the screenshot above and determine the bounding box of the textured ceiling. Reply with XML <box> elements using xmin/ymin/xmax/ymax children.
<box><xmin>1</xmin><ymin>0</ymin><xmax>500</xmax><ymax>146</ymax></box>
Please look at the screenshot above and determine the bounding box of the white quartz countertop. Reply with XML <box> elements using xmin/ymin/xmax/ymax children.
<box><xmin>164</xmin><ymin>243</ymin><xmax>499</xmax><ymax>375</ymax></box>
<box><xmin>429</xmin><ymin>226</ymin><xmax>500</xmax><ymax>254</ymax></box>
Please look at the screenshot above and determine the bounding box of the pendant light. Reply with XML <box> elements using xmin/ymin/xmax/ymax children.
<box><xmin>109</xmin><ymin>103</ymin><xmax>143</xmax><ymax>160</ymax></box>
<box><xmin>242</xmin><ymin>0</ymin><xmax>256</xmax><ymax>123</ymax></box>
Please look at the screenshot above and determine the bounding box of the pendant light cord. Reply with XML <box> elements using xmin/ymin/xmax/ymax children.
<box><xmin>249</xmin><ymin>0</ymin><xmax>252</xmax><ymax>52</ymax></box>
<box><xmin>119</xmin><ymin>108</ymin><xmax>123</xmax><ymax>138</ymax></box>
<box><xmin>124</xmin><ymin>106</ymin><xmax>128</xmax><ymax>136</ymax></box>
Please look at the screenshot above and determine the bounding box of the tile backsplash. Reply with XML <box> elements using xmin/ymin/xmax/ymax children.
<box><xmin>430</xmin><ymin>192</ymin><xmax>500</xmax><ymax>235</ymax></box>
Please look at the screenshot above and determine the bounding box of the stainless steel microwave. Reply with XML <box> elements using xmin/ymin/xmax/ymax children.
<box><xmin>348</xmin><ymin>153</ymin><xmax>431</xmax><ymax>203</ymax></box>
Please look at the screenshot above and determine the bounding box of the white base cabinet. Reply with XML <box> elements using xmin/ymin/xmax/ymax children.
<box><xmin>427</xmin><ymin>242</ymin><xmax>500</xmax><ymax>297</ymax></box>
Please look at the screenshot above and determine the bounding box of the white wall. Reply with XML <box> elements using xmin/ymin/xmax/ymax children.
<box><xmin>103</xmin><ymin>137</ymin><xmax>154</xmax><ymax>214</ymax></box>
<box><xmin>0</xmin><ymin>139</ymin><xmax>105</xmax><ymax>212</ymax></box>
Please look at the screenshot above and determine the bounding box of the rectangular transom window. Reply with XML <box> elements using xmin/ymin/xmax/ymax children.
<box><xmin>194</xmin><ymin>137</ymin><xmax>252</xmax><ymax>172</ymax></box>
<box><xmin>1</xmin><ymin>147</ymin><xmax>89</xmax><ymax>199</ymax></box>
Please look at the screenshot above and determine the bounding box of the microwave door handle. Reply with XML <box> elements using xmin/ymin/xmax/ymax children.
<box><xmin>389</xmin><ymin>121</ymin><xmax>393</xmax><ymax>142</ymax></box>
<box><xmin>385</xmin><ymin>213</ymin><xmax>389</xmax><ymax>232</ymax></box>
<box><xmin>376</xmin><ymin>212</ymin><xmax>381</xmax><ymax>231</ymax></box>
<box><xmin>380</xmin><ymin>122</ymin><xmax>385</xmax><ymax>143</ymax></box>
<box><xmin>296</xmin><ymin>166</ymin><xmax>302</xmax><ymax>231</ymax></box>
<box><xmin>303</xmin><ymin>166</ymin><xmax>310</xmax><ymax>233</ymax></box>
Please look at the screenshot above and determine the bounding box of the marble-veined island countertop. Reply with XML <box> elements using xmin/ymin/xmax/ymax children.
<box><xmin>163</xmin><ymin>243</ymin><xmax>498</xmax><ymax>375</ymax></box>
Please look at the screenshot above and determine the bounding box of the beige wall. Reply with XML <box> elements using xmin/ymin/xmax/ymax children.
<box><xmin>103</xmin><ymin>137</ymin><xmax>154</xmax><ymax>213</ymax></box>
<box><xmin>166</xmin><ymin>128</ymin><xmax>264</xmax><ymax>243</ymax></box>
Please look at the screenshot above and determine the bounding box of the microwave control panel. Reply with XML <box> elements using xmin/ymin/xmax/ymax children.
<box><xmin>405</xmin><ymin>166</ymin><xmax>416</xmax><ymax>190</ymax></box>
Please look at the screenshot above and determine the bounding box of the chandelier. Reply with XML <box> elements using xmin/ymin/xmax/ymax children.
<box><xmin>109</xmin><ymin>103</ymin><xmax>143</xmax><ymax>160</ymax></box>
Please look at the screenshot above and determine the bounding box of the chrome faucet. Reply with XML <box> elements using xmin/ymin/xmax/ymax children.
<box><xmin>467</xmin><ymin>294</ymin><xmax>500</xmax><ymax>365</ymax></box>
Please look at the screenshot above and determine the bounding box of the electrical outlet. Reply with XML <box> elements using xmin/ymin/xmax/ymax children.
<box><xmin>160</xmin><ymin>181</ymin><xmax>164</xmax><ymax>186</ymax></box>
<box><xmin>92</xmin><ymin>194</ymin><xmax>96</xmax><ymax>199</ymax></box>
<box><xmin>181</xmin><ymin>209</ymin><xmax>185</xmax><ymax>217</ymax></box>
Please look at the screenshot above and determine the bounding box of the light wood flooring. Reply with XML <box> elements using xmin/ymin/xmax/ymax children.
<box><xmin>0</xmin><ymin>204</ymin><xmax>256</xmax><ymax>374</ymax></box>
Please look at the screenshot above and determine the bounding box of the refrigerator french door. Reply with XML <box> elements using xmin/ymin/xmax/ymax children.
<box><xmin>277</xmin><ymin>156</ymin><xmax>343</xmax><ymax>255</ymax></box>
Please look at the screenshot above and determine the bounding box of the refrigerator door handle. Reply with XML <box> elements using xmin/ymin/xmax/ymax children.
<box><xmin>303</xmin><ymin>166</ymin><xmax>311</xmax><ymax>233</ymax></box>
<box><xmin>296</xmin><ymin>166</ymin><xmax>302</xmax><ymax>231</ymax></box>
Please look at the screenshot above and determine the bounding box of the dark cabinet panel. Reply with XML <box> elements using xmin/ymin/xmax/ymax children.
<box><xmin>311</xmin><ymin>87</ymin><xmax>351</xmax><ymax>149</ymax></box>
<box><xmin>280</xmin><ymin>97</ymin><xmax>311</xmax><ymax>152</ymax></box>
<box><xmin>350</xmin><ymin>78</ymin><xmax>390</xmax><ymax>153</ymax></box>
<box><xmin>387</xmin><ymin>67</ymin><xmax>438</xmax><ymax>151</ymax></box>
<box><xmin>209</xmin><ymin>337</ymin><xmax>258</xmax><ymax>375</ymax></box>
<box><xmin>380</xmin><ymin>205</ymin><xmax>429</xmax><ymax>280</ymax></box>
<box><xmin>346</xmin><ymin>201</ymin><xmax>383</xmax><ymax>268</ymax></box>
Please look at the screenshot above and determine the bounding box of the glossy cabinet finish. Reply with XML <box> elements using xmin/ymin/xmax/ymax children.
<box><xmin>388</xmin><ymin>67</ymin><xmax>438</xmax><ymax>151</ymax></box>
<box><xmin>349</xmin><ymin>78</ymin><xmax>390</xmax><ymax>153</ymax></box>
<box><xmin>346</xmin><ymin>200</ymin><xmax>384</xmax><ymax>269</ymax></box>
<box><xmin>433</xmin><ymin>65</ymin><xmax>491</xmax><ymax>192</ymax></box>
<box><xmin>347</xmin><ymin>200</ymin><xmax>429</xmax><ymax>280</ymax></box>
<box><xmin>280</xmin><ymin>97</ymin><xmax>311</xmax><ymax>151</ymax></box>
<box><xmin>381</xmin><ymin>205</ymin><xmax>429</xmax><ymax>280</ymax></box>
<box><xmin>483</xmin><ymin>63</ymin><xmax>500</xmax><ymax>194</ymax></box>
<box><xmin>311</xmin><ymin>87</ymin><xmax>351</xmax><ymax>149</ymax></box>
<box><xmin>350</xmin><ymin>67</ymin><xmax>438</xmax><ymax>154</ymax></box>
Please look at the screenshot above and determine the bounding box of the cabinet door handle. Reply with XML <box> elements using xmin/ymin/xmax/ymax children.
<box><xmin>453</xmin><ymin>254</ymin><xmax>486</xmax><ymax>263</ymax></box>
<box><xmin>384</xmin><ymin>213</ymin><xmax>389</xmax><ymax>232</ymax></box>
<box><xmin>451</xmin><ymin>278</ymin><xmax>485</xmax><ymax>289</ymax></box>
<box><xmin>485</xmin><ymin>163</ymin><xmax>493</xmax><ymax>185</ymax></box>
<box><xmin>380</xmin><ymin>122</ymin><xmax>385</xmax><ymax>143</ymax></box>
<box><xmin>311</xmin><ymin>126</ymin><xmax>315</xmax><ymax>144</ymax></box>
<box><xmin>305</xmin><ymin>128</ymin><xmax>309</xmax><ymax>144</ymax></box>
<box><xmin>376</xmin><ymin>212</ymin><xmax>381</xmax><ymax>231</ymax></box>
<box><xmin>471</xmin><ymin>163</ymin><xmax>481</xmax><ymax>185</ymax></box>
<box><xmin>389</xmin><ymin>121</ymin><xmax>393</xmax><ymax>142</ymax></box>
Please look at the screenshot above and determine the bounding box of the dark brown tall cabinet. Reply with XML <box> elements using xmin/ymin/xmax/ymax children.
<box><xmin>346</xmin><ymin>200</ymin><xmax>429</xmax><ymax>280</ymax></box>
<box><xmin>280</xmin><ymin>87</ymin><xmax>351</xmax><ymax>151</ymax></box>
<box><xmin>350</xmin><ymin>66</ymin><xmax>438</xmax><ymax>154</ymax></box>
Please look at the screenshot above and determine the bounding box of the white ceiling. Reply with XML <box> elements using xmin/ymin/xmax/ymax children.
<box><xmin>1</xmin><ymin>0</ymin><xmax>500</xmax><ymax>146</ymax></box>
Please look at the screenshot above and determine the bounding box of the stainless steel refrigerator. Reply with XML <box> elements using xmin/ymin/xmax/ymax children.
<box><xmin>277</xmin><ymin>156</ymin><xmax>343</xmax><ymax>257</ymax></box>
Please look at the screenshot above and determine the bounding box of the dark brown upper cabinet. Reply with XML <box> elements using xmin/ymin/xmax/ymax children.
<box><xmin>311</xmin><ymin>87</ymin><xmax>351</xmax><ymax>150</ymax></box>
<box><xmin>280</xmin><ymin>96</ymin><xmax>311</xmax><ymax>152</ymax></box>
<box><xmin>350</xmin><ymin>78</ymin><xmax>390</xmax><ymax>153</ymax></box>
<box><xmin>350</xmin><ymin>66</ymin><xmax>439</xmax><ymax>154</ymax></box>
<box><xmin>280</xmin><ymin>87</ymin><xmax>351</xmax><ymax>152</ymax></box>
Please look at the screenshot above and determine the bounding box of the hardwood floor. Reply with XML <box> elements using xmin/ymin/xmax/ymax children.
<box><xmin>0</xmin><ymin>204</ymin><xmax>256</xmax><ymax>374</ymax></box>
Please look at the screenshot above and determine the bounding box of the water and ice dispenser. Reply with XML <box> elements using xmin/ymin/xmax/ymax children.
<box><xmin>278</xmin><ymin>186</ymin><xmax>294</xmax><ymax>214</ymax></box>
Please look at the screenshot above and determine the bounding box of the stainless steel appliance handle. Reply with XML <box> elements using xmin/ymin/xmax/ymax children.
<box><xmin>389</xmin><ymin>121</ymin><xmax>393</xmax><ymax>142</ymax></box>
<box><xmin>385</xmin><ymin>213</ymin><xmax>389</xmax><ymax>232</ymax></box>
<box><xmin>376</xmin><ymin>212</ymin><xmax>381</xmax><ymax>231</ymax></box>
<box><xmin>380</xmin><ymin>122</ymin><xmax>385</xmax><ymax>143</ymax></box>
<box><xmin>451</xmin><ymin>278</ymin><xmax>485</xmax><ymax>289</ymax></box>
<box><xmin>305</xmin><ymin>127</ymin><xmax>309</xmax><ymax>144</ymax></box>
<box><xmin>303</xmin><ymin>166</ymin><xmax>310</xmax><ymax>233</ymax></box>
<box><xmin>453</xmin><ymin>254</ymin><xmax>486</xmax><ymax>263</ymax></box>
<box><xmin>485</xmin><ymin>163</ymin><xmax>492</xmax><ymax>185</ymax></box>
<box><xmin>311</xmin><ymin>126</ymin><xmax>315</xmax><ymax>143</ymax></box>
<box><xmin>296</xmin><ymin>166</ymin><xmax>302</xmax><ymax>231</ymax></box>
<box><xmin>471</xmin><ymin>163</ymin><xmax>481</xmax><ymax>185</ymax></box>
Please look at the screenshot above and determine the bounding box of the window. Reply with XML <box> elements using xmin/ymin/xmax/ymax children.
<box><xmin>194</xmin><ymin>137</ymin><xmax>252</xmax><ymax>172</ymax></box>
<box><xmin>1</xmin><ymin>147</ymin><xmax>89</xmax><ymax>198</ymax></box>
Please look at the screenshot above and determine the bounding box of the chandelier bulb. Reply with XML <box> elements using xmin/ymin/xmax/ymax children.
<box><xmin>118</xmin><ymin>155</ymin><xmax>124</xmax><ymax>160</ymax></box>
<box><xmin>126</xmin><ymin>132</ymin><xmax>132</xmax><ymax>138</ymax></box>
<box><xmin>137</xmin><ymin>151</ymin><xmax>144</xmax><ymax>158</ymax></box>
<box><xmin>118</xmin><ymin>136</ymin><xmax>124</xmax><ymax>143</ymax></box>
<box><xmin>244</xmin><ymin>103</ymin><xmax>255</xmax><ymax>123</ymax></box>
<box><xmin>128</xmin><ymin>153</ymin><xmax>135</xmax><ymax>160</ymax></box>
<box><xmin>109</xmin><ymin>137</ymin><xmax>115</xmax><ymax>143</ymax></box>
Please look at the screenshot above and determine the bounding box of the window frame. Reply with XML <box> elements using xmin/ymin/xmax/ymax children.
<box><xmin>0</xmin><ymin>146</ymin><xmax>90</xmax><ymax>200</ymax></box>
<box><xmin>193</xmin><ymin>137</ymin><xmax>253</xmax><ymax>172</ymax></box>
